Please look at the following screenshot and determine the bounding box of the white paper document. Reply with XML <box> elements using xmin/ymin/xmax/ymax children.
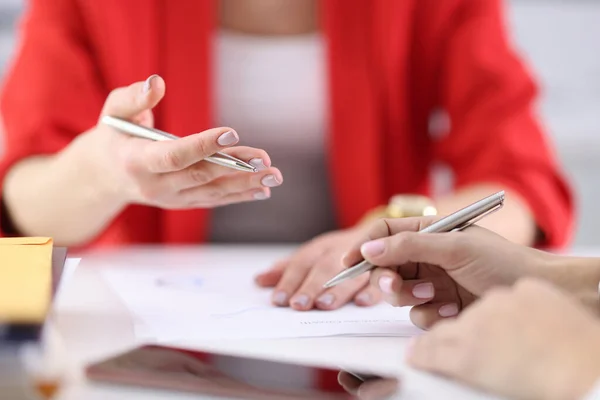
<box><xmin>99</xmin><ymin>260</ymin><xmax>422</xmax><ymax>341</ymax></box>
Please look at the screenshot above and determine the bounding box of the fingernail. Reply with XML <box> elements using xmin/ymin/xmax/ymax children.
<box><xmin>291</xmin><ymin>294</ymin><xmax>309</xmax><ymax>308</ymax></box>
<box><xmin>355</xmin><ymin>292</ymin><xmax>371</xmax><ymax>305</ymax></box>
<box><xmin>249</xmin><ymin>158</ymin><xmax>268</xmax><ymax>171</ymax></box>
<box><xmin>261</xmin><ymin>175</ymin><xmax>281</xmax><ymax>187</ymax></box>
<box><xmin>378</xmin><ymin>276</ymin><xmax>394</xmax><ymax>294</ymax></box>
<box><xmin>412</xmin><ymin>283</ymin><xmax>434</xmax><ymax>299</ymax></box>
<box><xmin>253</xmin><ymin>191</ymin><xmax>270</xmax><ymax>200</ymax></box>
<box><xmin>438</xmin><ymin>303</ymin><xmax>459</xmax><ymax>317</ymax></box>
<box><xmin>217</xmin><ymin>130</ymin><xmax>239</xmax><ymax>146</ymax></box>
<box><xmin>316</xmin><ymin>293</ymin><xmax>335</xmax><ymax>307</ymax></box>
<box><xmin>273</xmin><ymin>291</ymin><xmax>287</xmax><ymax>306</ymax></box>
<box><xmin>142</xmin><ymin>74</ymin><xmax>158</xmax><ymax>93</ymax></box>
<box><xmin>361</xmin><ymin>240</ymin><xmax>385</xmax><ymax>257</ymax></box>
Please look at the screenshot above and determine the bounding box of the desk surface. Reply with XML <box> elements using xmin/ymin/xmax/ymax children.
<box><xmin>55</xmin><ymin>244</ymin><xmax>568</xmax><ymax>400</ymax></box>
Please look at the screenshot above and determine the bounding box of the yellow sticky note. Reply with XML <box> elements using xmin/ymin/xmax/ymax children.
<box><xmin>0</xmin><ymin>237</ymin><xmax>53</xmax><ymax>323</ymax></box>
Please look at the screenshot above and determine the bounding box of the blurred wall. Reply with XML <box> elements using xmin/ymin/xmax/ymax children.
<box><xmin>0</xmin><ymin>0</ymin><xmax>597</xmax><ymax>247</ymax></box>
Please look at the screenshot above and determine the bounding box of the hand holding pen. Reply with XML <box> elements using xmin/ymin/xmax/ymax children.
<box><xmin>322</xmin><ymin>191</ymin><xmax>544</xmax><ymax>330</ymax></box>
<box><xmin>95</xmin><ymin>74</ymin><xmax>283</xmax><ymax>209</ymax></box>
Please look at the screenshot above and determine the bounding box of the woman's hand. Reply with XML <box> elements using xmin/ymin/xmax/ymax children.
<box><xmin>87</xmin><ymin>74</ymin><xmax>283</xmax><ymax>209</ymax></box>
<box><xmin>255</xmin><ymin>227</ymin><xmax>382</xmax><ymax>311</ymax></box>
<box><xmin>408</xmin><ymin>278</ymin><xmax>600</xmax><ymax>400</ymax></box>
<box><xmin>342</xmin><ymin>217</ymin><xmax>552</xmax><ymax>329</ymax></box>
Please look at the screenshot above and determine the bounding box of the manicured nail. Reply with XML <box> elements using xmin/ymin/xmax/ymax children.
<box><xmin>253</xmin><ymin>191</ymin><xmax>269</xmax><ymax>200</ymax></box>
<box><xmin>355</xmin><ymin>292</ymin><xmax>371</xmax><ymax>305</ymax></box>
<box><xmin>249</xmin><ymin>158</ymin><xmax>268</xmax><ymax>171</ymax></box>
<box><xmin>412</xmin><ymin>283</ymin><xmax>434</xmax><ymax>299</ymax></box>
<box><xmin>217</xmin><ymin>130</ymin><xmax>239</xmax><ymax>146</ymax></box>
<box><xmin>142</xmin><ymin>74</ymin><xmax>158</xmax><ymax>93</ymax></box>
<box><xmin>261</xmin><ymin>175</ymin><xmax>281</xmax><ymax>187</ymax></box>
<box><xmin>317</xmin><ymin>293</ymin><xmax>335</xmax><ymax>307</ymax></box>
<box><xmin>291</xmin><ymin>294</ymin><xmax>309</xmax><ymax>308</ymax></box>
<box><xmin>361</xmin><ymin>240</ymin><xmax>385</xmax><ymax>257</ymax></box>
<box><xmin>438</xmin><ymin>303</ymin><xmax>459</xmax><ymax>317</ymax></box>
<box><xmin>378</xmin><ymin>276</ymin><xmax>394</xmax><ymax>294</ymax></box>
<box><xmin>273</xmin><ymin>291</ymin><xmax>287</xmax><ymax>306</ymax></box>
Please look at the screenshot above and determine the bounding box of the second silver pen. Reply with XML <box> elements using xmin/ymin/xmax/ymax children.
<box><xmin>101</xmin><ymin>115</ymin><xmax>257</xmax><ymax>173</ymax></box>
<box><xmin>323</xmin><ymin>191</ymin><xmax>506</xmax><ymax>288</ymax></box>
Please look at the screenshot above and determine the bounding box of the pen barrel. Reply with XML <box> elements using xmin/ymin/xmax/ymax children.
<box><xmin>419</xmin><ymin>191</ymin><xmax>504</xmax><ymax>234</ymax></box>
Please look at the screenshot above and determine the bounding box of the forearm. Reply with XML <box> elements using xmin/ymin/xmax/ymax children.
<box><xmin>536</xmin><ymin>254</ymin><xmax>600</xmax><ymax>315</ymax></box>
<box><xmin>435</xmin><ymin>184</ymin><xmax>537</xmax><ymax>246</ymax></box>
<box><xmin>2</xmin><ymin>131</ymin><xmax>126</xmax><ymax>246</ymax></box>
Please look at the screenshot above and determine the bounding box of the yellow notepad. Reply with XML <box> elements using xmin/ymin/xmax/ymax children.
<box><xmin>0</xmin><ymin>237</ymin><xmax>53</xmax><ymax>323</ymax></box>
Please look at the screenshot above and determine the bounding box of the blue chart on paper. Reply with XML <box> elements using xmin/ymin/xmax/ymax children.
<box><xmin>155</xmin><ymin>274</ymin><xmax>204</xmax><ymax>292</ymax></box>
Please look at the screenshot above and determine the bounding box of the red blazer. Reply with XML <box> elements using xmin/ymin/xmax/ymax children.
<box><xmin>0</xmin><ymin>0</ymin><xmax>573</xmax><ymax>248</ymax></box>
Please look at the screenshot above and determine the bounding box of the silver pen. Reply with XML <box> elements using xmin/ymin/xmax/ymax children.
<box><xmin>323</xmin><ymin>191</ymin><xmax>506</xmax><ymax>288</ymax></box>
<box><xmin>101</xmin><ymin>115</ymin><xmax>257</xmax><ymax>173</ymax></box>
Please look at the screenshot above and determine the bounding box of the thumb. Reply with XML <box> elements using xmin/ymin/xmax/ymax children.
<box><xmin>100</xmin><ymin>74</ymin><xmax>166</xmax><ymax>120</ymax></box>
<box><xmin>359</xmin><ymin>230</ymin><xmax>471</xmax><ymax>271</ymax></box>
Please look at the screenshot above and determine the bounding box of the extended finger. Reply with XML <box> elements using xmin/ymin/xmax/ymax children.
<box><xmin>370</xmin><ymin>268</ymin><xmax>462</xmax><ymax>307</ymax></box>
<box><xmin>353</xmin><ymin>284</ymin><xmax>382</xmax><ymax>307</ymax></box>
<box><xmin>101</xmin><ymin>74</ymin><xmax>165</xmax><ymax>119</ymax></box>
<box><xmin>254</xmin><ymin>259</ymin><xmax>289</xmax><ymax>287</ymax></box>
<box><xmin>341</xmin><ymin>217</ymin><xmax>439</xmax><ymax>268</ymax></box>
<box><xmin>142</xmin><ymin>127</ymin><xmax>243</xmax><ymax>173</ymax></box>
<box><xmin>270</xmin><ymin>247</ymin><xmax>324</xmax><ymax>307</ymax></box>
<box><xmin>176</xmin><ymin>167</ymin><xmax>282</xmax><ymax>205</ymax></box>
<box><xmin>161</xmin><ymin>147</ymin><xmax>274</xmax><ymax>191</ymax></box>
<box><xmin>359</xmin><ymin>230</ymin><xmax>477</xmax><ymax>271</ymax></box>
<box><xmin>187</xmin><ymin>187</ymin><xmax>272</xmax><ymax>209</ymax></box>
<box><xmin>313</xmin><ymin>273</ymin><xmax>370</xmax><ymax>310</ymax></box>
<box><xmin>289</xmin><ymin>253</ymin><xmax>353</xmax><ymax>311</ymax></box>
<box><xmin>409</xmin><ymin>302</ymin><xmax>461</xmax><ymax>330</ymax></box>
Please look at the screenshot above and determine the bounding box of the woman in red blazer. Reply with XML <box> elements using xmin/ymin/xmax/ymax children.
<box><xmin>0</xmin><ymin>0</ymin><xmax>573</xmax><ymax>313</ymax></box>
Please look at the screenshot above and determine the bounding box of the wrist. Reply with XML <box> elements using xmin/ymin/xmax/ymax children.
<box><xmin>59</xmin><ymin>130</ymin><xmax>129</xmax><ymax>209</ymax></box>
<box><xmin>534</xmin><ymin>254</ymin><xmax>600</xmax><ymax>315</ymax></box>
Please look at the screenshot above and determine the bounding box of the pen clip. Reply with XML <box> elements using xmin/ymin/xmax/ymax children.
<box><xmin>451</xmin><ymin>202</ymin><xmax>504</xmax><ymax>232</ymax></box>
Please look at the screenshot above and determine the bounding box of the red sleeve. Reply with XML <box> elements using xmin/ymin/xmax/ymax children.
<box><xmin>0</xmin><ymin>0</ymin><xmax>105</xmax><ymax>236</ymax></box>
<box><xmin>434</xmin><ymin>0</ymin><xmax>574</xmax><ymax>248</ymax></box>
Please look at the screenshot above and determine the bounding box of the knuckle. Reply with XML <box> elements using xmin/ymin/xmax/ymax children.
<box><xmin>205</xmin><ymin>187</ymin><xmax>224</xmax><ymax>201</ymax></box>
<box><xmin>188</xmin><ymin>166</ymin><xmax>211</xmax><ymax>186</ymax></box>
<box><xmin>194</xmin><ymin>136</ymin><xmax>213</xmax><ymax>158</ymax></box>
<box><xmin>137</xmin><ymin>184</ymin><xmax>164</xmax><ymax>203</ymax></box>
<box><xmin>119</xmin><ymin>147</ymin><xmax>141</xmax><ymax>176</ymax></box>
<box><xmin>392</xmin><ymin>231</ymin><xmax>413</xmax><ymax>250</ymax></box>
<box><xmin>162</xmin><ymin>150</ymin><xmax>184</xmax><ymax>170</ymax></box>
<box><xmin>367</xmin><ymin>219</ymin><xmax>389</xmax><ymax>240</ymax></box>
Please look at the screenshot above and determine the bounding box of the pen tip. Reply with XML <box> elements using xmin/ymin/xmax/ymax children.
<box><xmin>322</xmin><ymin>280</ymin><xmax>336</xmax><ymax>289</ymax></box>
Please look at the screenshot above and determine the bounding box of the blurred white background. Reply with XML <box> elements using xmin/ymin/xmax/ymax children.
<box><xmin>0</xmin><ymin>0</ymin><xmax>597</xmax><ymax>246</ymax></box>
